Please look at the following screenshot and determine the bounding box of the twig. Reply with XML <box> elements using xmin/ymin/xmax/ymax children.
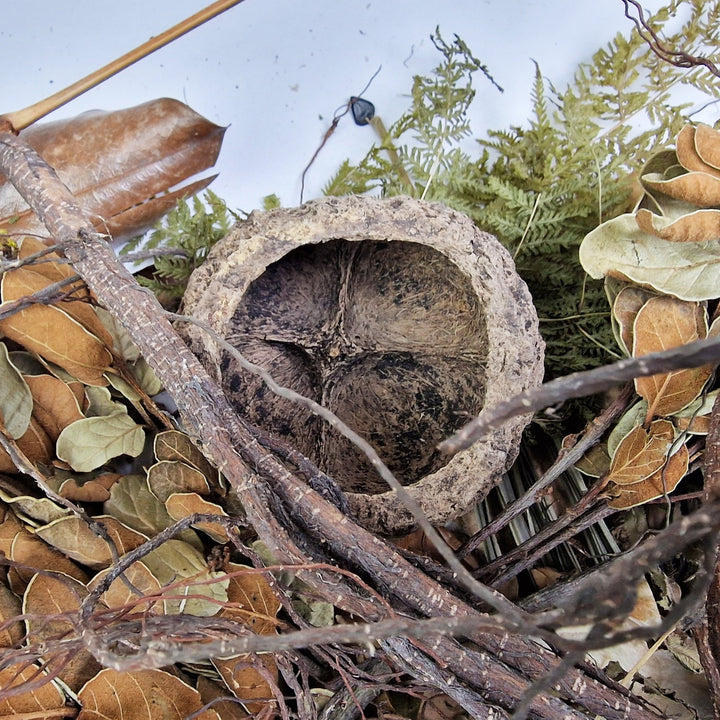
<box><xmin>459</xmin><ymin>382</ymin><xmax>634</xmax><ymax>557</ymax></box>
<box><xmin>441</xmin><ymin>336</ymin><xmax>720</xmax><ymax>454</ymax></box>
<box><xmin>622</xmin><ymin>0</ymin><xmax>720</xmax><ymax>78</ymax></box>
<box><xmin>1</xmin><ymin>0</ymin><xmax>246</xmax><ymax>130</ymax></box>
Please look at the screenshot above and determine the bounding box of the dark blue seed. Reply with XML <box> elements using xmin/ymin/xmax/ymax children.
<box><xmin>350</xmin><ymin>97</ymin><xmax>375</xmax><ymax>125</ymax></box>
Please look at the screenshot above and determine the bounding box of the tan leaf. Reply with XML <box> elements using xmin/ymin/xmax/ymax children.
<box><xmin>607</xmin><ymin>419</ymin><xmax>676</xmax><ymax>485</ymax></box>
<box><xmin>692</xmin><ymin>123</ymin><xmax>720</xmax><ymax>170</ymax></box>
<box><xmin>0</xmin><ymin>416</ymin><xmax>55</xmax><ymax>472</ymax></box>
<box><xmin>22</xmin><ymin>572</ymin><xmax>102</xmax><ymax>691</ymax></box>
<box><xmin>35</xmin><ymin>514</ymin><xmax>148</xmax><ymax>570</ymax></box>
<box><xmin>676</xmin><ymin>124</ymin><xmax>720</xmax><ymax>177</ymax></box>
<box><xmin>24</xmin><ymin>373</ymin><xmax>84</xmax><ymax>441</ymax></box>
<box><xmin>90</xmin><ymin>561</ymin><xmax>166</xmax><ymax>615</ymax></box>
<box><xmin>611</xmin><ymin>286</ymin><xmax>656</xmax><ymax>356</ymax></box>
<box><xmin>57</xmin><ymin>471</ymin><xmax>120</xmax><ymax>503</ymax></box>
<box><xmin>0</xmin><ymin>581</ymin><xmax>22</xmax><ymax>648</ymax></box>
<box><xmin>77</xmin><ymin>667</ymin><xmax>221</xmax><ymax>720</ymax></box>
<box><xmin>0</xmin><ymin>302</ymin><xmax>112</xmax><ymax>385</ymax></box>
<box><xmin>609</xmin><ymin>443</ymin><xmax>689</xmax><ymax>509</ymax></box>
<box><xmin>641</xmin><ymin>170</ymin><xmax>720</xmax><ymax>208</ymax></box>
<box><xmin>165</xmin><ymin>493</ymin><xmax>230</xmax><ymax>542</ymax></box>
<box><xmin>633</xmin><ymin>295</ymin><xmax>713</xmax><ymax>419</ymax></box>
<box><xmin>636</xmin><ymin>206</ymin><xmax>720</xmax><ymax>243</ymax></box>
<box><xmin>154</xmin><ymin>429</ymin><xmax>219</xmax><ymax>484</ymax></box>
<box><xmin>0</xmin><ymin>663</ymin><xmax>66</xmax><ymax>716</ymax></box>
<box><xmin>147</xmin><ymin>460</ymin><xmax>212</xmax><ymax>502</ymax></box>
<box><xmin>2</xmin><ymin>256</ymin><xmax>115</xmax><ymax>349</ymax></box>
<box><xmin>0</xmin><ymin>99</ymin><xmax>226</xmax><ymax>244</ymax></box>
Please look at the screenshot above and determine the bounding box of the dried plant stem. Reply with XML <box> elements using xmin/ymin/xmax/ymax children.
<box><xmin>2</xmin><ymin>0</ymin><xmax>245</xmax><ymax>131</ymax></box>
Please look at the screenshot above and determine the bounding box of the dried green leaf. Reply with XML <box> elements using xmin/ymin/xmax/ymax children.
<box><xmin>95</xmin><ymin>306</ymin><xmax>140</xmax><ymax>362</ymax></box>
<box><xmin>129</xmin><ymin>357</ymin><xmax>163</xmax><ymax>395</ymax></box>
<box><xmin>35</xmin><ymin>514</ymin><xmax>148</xmax><ymax>570</ymax></box>
<box><xmin>0</xmin><ymin>341</ymin><xmax>32</xmax><ymax>438</ymax></box>
<box><xmin>56</xmin><ymin>413</ymin><xmax>145</xmax><ymax>472</ymax></box>
<box><xmin>0</xmin><ymin>490</ymin><xmax>70</xmax><ymax>526</ymax></box>
<box><xmin>84</xmin><ymin>385</ymin><xmax>128</xmax><ymax>417</ymax></box>
<box><xmin>580</xmin><ymin>213</ymin><xmax>720</xmax><ymax>300</ymax></box>
<box><xmin>104</xmin><ymin>474</ymin><xmax>202</xmax><ymax>549</ymax></box>
<box><xmin>143</xmin><ymin>539</ymin><xmax>228</xmax><ymax>616</ymax></box>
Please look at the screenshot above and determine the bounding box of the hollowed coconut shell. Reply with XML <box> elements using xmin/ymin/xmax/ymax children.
<box><xmin>179</xmin><ymin>195</ymin><xmax>544</xmax><ymax>534</ymax></box>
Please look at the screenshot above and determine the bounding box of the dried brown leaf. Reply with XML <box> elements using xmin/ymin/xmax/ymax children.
<box><xmin>57</xmin><ymin>471</ymin><xmax>120</xmax><ymax>503</ymax></box>
<box><xmin>196</xmin><ymin>676</ymin><xmax>249</xmax><ymax>720</ymax></box>
<box><xmin>636</xmin><ymin>206</ymin><xmax>720</xmax><ymax>243</ymax></box>
<box><xmin>0</xmin><ymin>416</ymin><xmax>55</xmax><ymax>472</ymax></box>
<box><xmin>35</xmin><ymin>514</ymin><xmax>148</xmax><ymax>570</ymax></box>
<box><xmin>211</xmin><ymin>563</ymin><xmax>280</xmax><ymax>715</ymax></box>
<box><xmin>165</xmin><ymin>493</ymin><xmax>229</xmax><ymax>543</ymax></box>
<box><xmin>0</xmin><ymin>581</ymin><xmax>22</xmax><ymax>648</ymax></box>
<box><xmin>607</xmin><ymin>419</ymin><xmax>676</xmax><ymax>485</ymax></box>
<box><xmin>147</xmin><ymin>460</ymin><xmax>212</xmax><ymax>502</ymax></box>
<box><xmin>0</xmin><ymin>663</ymin><xmax>66</xmax><ymax>716</ymax></box>
<box><xmin>0</xmin><ymin>301</ymin><xmax>112</xmax><ymax>385</ymax></box>
<box><xmin>77</xmin><ymin>667</ymin><xmax>221</xmax><ymax>720</ymax></box>
<box><xmin>154</xmin><ymin>429</ymin><xmax>219</xmax><ymax>485</ymax></box>
<box><xmin>609</xmin><ymin>443</ymin><xmax>689</xmax><ymax>509</ymax></box>
<box><xmin>612</xmin><ymin>286</ymin><xmax>656</xmax><ymax>356</ymax></box>
<box><xmin>693</xmin><ymin>123</ymin><xmax>720</xmax><ymax>170</ymax></box>
<box><xmin>24</xmin><ymin>373</ymin><xmax>84</xmax><ymax>441</ymax></box>
<box><xmin>633</xmin><ymin>295</ymin><xmax>713</xmax><ymax>420</ymax></box>
<box><xmin>22</xmin><ymin>572</ymin><xmax>102</xmax><ymax>691</ymax></box>
<box><xmin>642</xmin><ymin>170</ymin><xmax>720</xmax><ymax>208</ymax></box>
<box><xmin>0</xmin><ymin>99</ymin><xmax>226</xmax><ymax>243</ymax></box>
<box><xmin>676</xmin><ymin>124</ymin><xmax>720</xmax><ymax>177</ymax></box>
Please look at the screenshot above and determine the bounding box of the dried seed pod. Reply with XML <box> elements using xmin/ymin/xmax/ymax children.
<box><xmin>180</xmin><ymin>196</ymin><xmax>544</xmax><ymax>534</ymax></box>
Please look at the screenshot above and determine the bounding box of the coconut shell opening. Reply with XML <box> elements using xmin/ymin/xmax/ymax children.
<box><xmin>180</xmin><ymin>196</ymin><xmax>544</xmax><ymax>534</ymax></box>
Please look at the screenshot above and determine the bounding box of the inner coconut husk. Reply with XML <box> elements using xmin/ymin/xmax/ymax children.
<box><xmin>180</xmin><ymin>196</ymin><xmax>544</xmax><ymax>535</ymax></box>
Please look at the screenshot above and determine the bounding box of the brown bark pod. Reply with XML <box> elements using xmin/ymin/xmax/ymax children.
<box><xmin>180</xmin><ymin>195</ymin><xmax>544</xmax><ymax>534</ymax></box>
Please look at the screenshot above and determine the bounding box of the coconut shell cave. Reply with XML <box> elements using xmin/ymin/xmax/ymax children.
<box><xmin>180</xmin><ymin>196</ymin><xmax>544</xmax><ymax>534</ymax></box>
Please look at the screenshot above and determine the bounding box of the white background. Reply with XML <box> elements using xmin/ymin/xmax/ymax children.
<box><xmin>1</xmin><ymin>0</ymin><xmax>672</xmax><ymax>212</ymax></box>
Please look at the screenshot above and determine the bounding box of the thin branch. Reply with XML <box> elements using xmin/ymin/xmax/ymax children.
<box><xmin>441</xmin><ymin>336</ymin><xmax>720</xmax><ymax>454</ymax></box>
<box><xmin>1</xmin><ymin>0</ymin><xmax>246</xmax><ymax>130</ymax></box>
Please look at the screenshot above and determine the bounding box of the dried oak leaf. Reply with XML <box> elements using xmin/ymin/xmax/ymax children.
<box><xmin>77</xmin><ymin>667</ymin><xmax>221</xmax><ymax>720</ymax></box>
<box><xmin>0</xmin><ymin>99</ymin><xmax>226</xmax><ymax>244</ymax></box>
<box><xmin>0</xmin><ymin>580</ymin><xmax>22</xmax><ymax>648</ymax></box>
<box><xmin>632</xmin><ymin>295</ymin><xmax>713</xmax><ymax>420</ymax></box>
<box><xmin>611</xmin><ymin>285</ymin><xmax>657</xmax><ymax>356</ymax></box>
<box><xmin>0</xmin><ymin>416</ymin><xmax>54</xmax><ymax>473</ymax></box>
<box><xmin>90</xmin><ymin>561</ymin><xmax>166</xmax><ymax>615</ymax></box>
<box><xmin>154</xmin><ymin>429</ymin><xmax>219</xmax><ymax>486</ymax></box>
